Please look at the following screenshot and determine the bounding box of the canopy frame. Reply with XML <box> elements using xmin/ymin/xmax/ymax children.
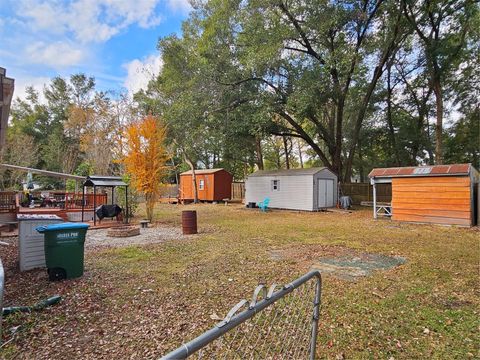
<box><xmin>81</xmin><ymin>176</ymin><xmax>129</xmax><ymax>226</ymax></box>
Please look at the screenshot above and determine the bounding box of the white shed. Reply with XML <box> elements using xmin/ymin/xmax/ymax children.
<box><xmin>245</xmin><ymin>167</ymin><xmax>338</xmax><ymax>211</ymax></box>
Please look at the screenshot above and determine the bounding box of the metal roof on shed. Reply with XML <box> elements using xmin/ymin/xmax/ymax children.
<box><xmin>83</xmin><ymin>176</ymin><xmax>127</xmax><ymax>187</ymax></box>
<box><xmin>180</xmin><ymin>168</ymin><xmax>225</xmax><ymax>175</ymax></box>
<box><xmin>368</xmin><ymin>164</ymin><xmax>473</xmax><ymax>178</ymax></box>
<box><xmin>248</xmin><ymin>167</ymin><xmax>329</xmax><ymax>177</ymax></box>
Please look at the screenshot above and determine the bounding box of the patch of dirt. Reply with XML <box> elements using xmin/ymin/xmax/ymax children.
<box><xmin>312</xmin><ymin>253</ymin><xmax>407</xmax><ymax>281</ymax></box>
<box><xmin>436</xmin><ymin>297</ymin><xmax>473</xmax><ymax>309</ymax></box>
<box><xmin>86</xmin><ymin>225</ymin><xmax>187</xmax><ymax>248</ymax></box>
<box><xmin>269</xmin><ymin>244</ymin><xmax>406</xmax><ymax>281</ymax></box>
<box><xmin>269</xmin><ymin>244</ymin><xmax>354</xmax><ymax>266</ymax></box>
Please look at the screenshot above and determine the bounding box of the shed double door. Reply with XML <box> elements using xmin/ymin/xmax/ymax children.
<box><xmin>318</xmin><ymin>179</ymin><xmax>334</xmax><ymax>208</ymax></box>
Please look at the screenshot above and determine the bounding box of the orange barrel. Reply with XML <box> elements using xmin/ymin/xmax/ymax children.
<box><xmin>182</xmin><ymin>210</ymin><xmax>197</xmax><ymax>235</ymax></box>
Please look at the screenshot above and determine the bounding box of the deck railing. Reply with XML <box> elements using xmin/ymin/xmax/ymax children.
<box><xmin>49</xmin><ymin>192</ymin><xmax>108</xmax><ymax>210</ymax></box>
<box><xmin>0</xmin><ymin>192</ymin><xmax>17</xmax><ymax>213</ymax></box>
<box><xmin>0</xmin><ymin>191</ymin><xmax>108</xmax><ymax>212</ymax></box>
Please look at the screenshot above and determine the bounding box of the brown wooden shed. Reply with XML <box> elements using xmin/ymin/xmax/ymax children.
<box><xmin>179</xmin><ymin>168</ymin><xmax>233</xmax><ymax>202</ymax></box>
<box><xmin>368</xmin><ymin>164</ymin><xmax>479</xmax><ymax>226</ymax></box>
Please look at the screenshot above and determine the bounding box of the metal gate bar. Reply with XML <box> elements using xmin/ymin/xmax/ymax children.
<box><xmin>161</xmin><ymin>270</ymin><xmax>322</xmax><ymax>359</ymax></box>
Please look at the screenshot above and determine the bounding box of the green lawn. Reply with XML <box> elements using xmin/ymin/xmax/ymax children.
<box><xmin>1</xmin><ymin>204</ymin><xmax>478</xmax><ymax>359</ymax></box>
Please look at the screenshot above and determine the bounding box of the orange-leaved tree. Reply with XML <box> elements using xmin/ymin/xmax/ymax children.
<box><xmin>123</xmin><ymin>116</ymin><xmax>169</xmax><ymax>222</ymax></box>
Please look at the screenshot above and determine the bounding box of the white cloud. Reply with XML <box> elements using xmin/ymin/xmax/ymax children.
<box><xmin>167</xmin><ymin>0</ymin><xmax>192</xmax><ymax>13</ymax></box>
<box><xmin>17</xmin><ymin>0</ymin><xmax>163</xmax><ymax>43</ymax></box>
<box><xmin>12</xmin><ymin>75</ymin><xmax>50</xmax><ymax>102</ymax></box>
<box><xmin>18</xmin><ymin>1</ymin><xmax>65</xmax><ymax>34</ymax></box>
<box><xmin>102</xmin><ymin>0</ymin><xmax>163</xmax><ymax>28</ymax></box>
<box><xmin>3</xmin><ymin>0</ymin><xmax>181</xmax><ymax>98</ymax></box>
<box><xmin>25</xmin><ymin>41</ymin><xmax>84</xmax><ymax>68</ymax></box>
<box><xmin>123</xmin><ymin>54</ymin><xmax>163</xmax><ymax>93</ymax></box>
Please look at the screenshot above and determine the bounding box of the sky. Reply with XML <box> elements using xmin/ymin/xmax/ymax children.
<box><xmin>0</xmin><ymin>0</ymin><xmax>191</xmax><ymax>100</ymax></box>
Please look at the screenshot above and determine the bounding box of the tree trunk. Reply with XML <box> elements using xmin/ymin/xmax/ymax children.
<box><xmin>297</xmin><ymin>139</ymin><xmax>304</xmax><ymax>168</ymax></box>
<box><xmin>276</xmin><ymin>146</ymin><xmax>281</xmax><ymax>169</ymax></box>
<box><xmin>332</xmin><ymin>98</ymin><xmax>345</xmax><ymax>178</ymax></box>
<box><xmin>282</xmin><ymin>136</ymin><xmax>290</xmax><ymax>169</ymax></box>
<box><xmin>344</xmin><ymin>9</ymin><xmax>403</xmax><ymax>182</ymax></box>
<box><xmin>145</xmin><ymin>193</ymin><xmax>155</xmax><ymax>222</ymax></box>
<box><xmin>171</xmin><ymin>157</ymin><xmax>179</xmax><ymax>186</ymax></box>
<box><xmin>432</xmin><ymin>77</ymin><xmax>443</xmax><ymax>164</ymax></box>
<box><xmin>255</xmin><ymin>136</ymin><xmax>264</xmax><ymax>170</ymax></box>
<box><xmin>277</xmin><ymin>110</ymin><xmax>333</xmax><ymax>170</ymax></box>
<box><xmin>358</xmin><ymin>137</ymin><xmax>364</xmax><ymax>183</ymax></box>
<box><xmin>184</xmin><ymin>156</ymin><xmax>198</xmax><ymax>203</ymax></box>
<box><xmin>386</xmin><ymin>64</ymin><xmax>400</xmax><ymax>166</ymax></box>
<box><xmin>425</xmin><ymin>115</ymin><xmax>435</xmax><ymax>165</ymax></box>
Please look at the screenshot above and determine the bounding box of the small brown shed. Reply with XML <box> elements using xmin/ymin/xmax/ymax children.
<box><xmin>179</xmin><ymin>168</ymin><xmax>233</xmax><ymax>202</ymax></box>
<box><xmin>369</xmin><ymin>164</ymin><xmax>479</xmax><ymax>226</ymax></box>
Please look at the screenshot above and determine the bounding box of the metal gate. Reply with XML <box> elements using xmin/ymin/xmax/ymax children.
<box><xmin>161</xmin><ymin>270</ymin><xmax>322</xmax><ymax>359</ymax></box>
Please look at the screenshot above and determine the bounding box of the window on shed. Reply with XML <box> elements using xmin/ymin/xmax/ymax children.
<box><xmin>271</xmin><ymin>180</ymin><xmax>280</xmax><ymax>191</ymax></box>
<box><xmin>199</xmin><ymin>179</ymin><xmax>205</xmax><ymax>190</ymax></box>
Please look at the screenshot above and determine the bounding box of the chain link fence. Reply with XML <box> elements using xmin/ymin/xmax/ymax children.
<box><xmin>161</xmin><ymin>270</ymin><xmax>322</xmax><ymax>359</ymax></box>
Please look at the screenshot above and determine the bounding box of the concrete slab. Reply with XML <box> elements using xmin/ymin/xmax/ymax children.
<box><xmin>311</xmin><ymin>253</ymin><xmax>406</xmax><ymax>281</ymax></box>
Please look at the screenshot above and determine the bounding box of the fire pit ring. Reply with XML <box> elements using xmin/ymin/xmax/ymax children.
<box><xmin>107</xmin><ymin>225</ymin><xmax>140</xmax><ymax>238</ymax></box>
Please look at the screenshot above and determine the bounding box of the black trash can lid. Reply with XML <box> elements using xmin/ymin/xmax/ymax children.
<box><xmin>36</xmin><ymin>223</ymin><xmax>90</xmax><ymax>233</ymax></box>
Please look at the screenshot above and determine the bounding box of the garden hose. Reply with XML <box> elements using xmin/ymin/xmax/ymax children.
<box><xmin>2</xmin><ymin>295</ymin><xmax>62</xmax><ymax>316</ymax></box>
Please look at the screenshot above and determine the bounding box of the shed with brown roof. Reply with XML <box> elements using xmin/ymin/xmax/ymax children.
<box><xmin>179</xmin><ymin>168</ymin><xmax>233</xmax><ymax>202</ymax></box>
<box><xmin>368</xmin><ymin>164</ymin><xmax>479</xmax><ymax>226</ymax></box>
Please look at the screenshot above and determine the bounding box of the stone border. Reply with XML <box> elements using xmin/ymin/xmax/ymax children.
<box><xmin>107</xmin><ymin>226</ymin><xmax>140</xmax><ymax>238</ymax></box>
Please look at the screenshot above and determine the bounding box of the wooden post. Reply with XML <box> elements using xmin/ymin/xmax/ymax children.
<box><xmin>372</xmin><ymin>179</ymin><xmax>377</xmax><ymax>219</ymax></box>
<box><xmin>81</xmin><ymin>185</ymin><xmax>85</xmax><ymax>222</ymax></box>
<box><xmin>125</xmin><ymin>185</ymin><xmax>129</xmax><ymax>224</ymax></box>
<box><xmin>93</xmin><ymin>186</ymin><xmax>96</xmax><ymax>226</ymax></box>
<box><xmin>111</xmin><ymin>187</ymin><xmax>114</xmax><ymax>205</ymax></box>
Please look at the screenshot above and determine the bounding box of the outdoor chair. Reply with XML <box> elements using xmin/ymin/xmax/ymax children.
<box><xmin>257</xmin><ymin>197</ymin><xmax>270</xmax><ymax>212</ymax></box>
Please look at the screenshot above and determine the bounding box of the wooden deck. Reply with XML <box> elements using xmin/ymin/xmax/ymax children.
<box><xmin>16</xmin><ymin>208</ymin><xmax>125</xmax><ymax>229</ymax></box>
<box><xmin>18</xmin><ymin>207</ymin><xmax>82</xmax><ymax>221</ymax></box>
<box><xmin>18</xmin><ymin>207</ymin><xmax>66</xmax><ymax>214</ymax></box>
<box><xmin>0</xmin><ymin>220</ymin><xmax>124</xmax><ymax>236</ymax></box>
<box><xmin>1</xmin><ymin>191</ymin><xmax>126</xmax><ymax>230</ymax></box>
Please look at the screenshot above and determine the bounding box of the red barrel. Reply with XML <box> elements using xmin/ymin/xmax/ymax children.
<box><xmin>182</xmin><ymin>210</ymin><xmax>197</xmax><ymax>235</ymax></box>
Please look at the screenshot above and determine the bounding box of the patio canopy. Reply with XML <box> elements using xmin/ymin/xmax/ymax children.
<box><xmin>82</xmin><ymin>176</ymin><xmax>128</xmax><ymax>225</ymax></box>
<box><xmin>83</xmin><ymin>176</ymin><xmax>127</xmax><ymax>187</ymax></box>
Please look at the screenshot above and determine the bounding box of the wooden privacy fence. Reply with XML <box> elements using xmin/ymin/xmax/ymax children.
<box><xmin>159</xmin><ymin>182</ymin><xmax>245</xmax><ymax>201</ymax></box>
<box><xmin>103</xmin><ymin>182</ymin><xmax>388</xmax><ymax>204</ymax></box>
<box><xmin>231</xmin><ymin>182</ymin><xmax>245</xmax><ymax>200</ymax></box>
<box><xmin>340</xmin><ymin>183</ymin><xmax>392</xmax><ymax>204</ymax></box>
<box><xmin>160</xmin><ymin>184</ymin><xmax>179</xmax><ymax>198</ymax></box>
<box><xmin>50</xmin><ymin>192</ymin><xmax>107</xmax><ymax>209</ymax></box>
<box><xmin>228</xmin><ymin>182</ymin><xmax>390</xmax><ymax>204</ymax></box>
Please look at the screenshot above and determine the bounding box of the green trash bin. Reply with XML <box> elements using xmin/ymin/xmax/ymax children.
<box><xmin>36</xmin><ymin>223</ymin><xmax>89</xmax><ymax>281</ymax></box>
